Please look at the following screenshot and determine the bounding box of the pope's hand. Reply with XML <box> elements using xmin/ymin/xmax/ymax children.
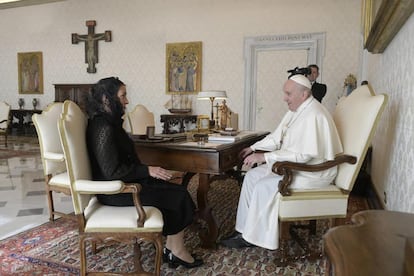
<box><xmin>243</xmin><ymin>152</ymin><xmax>265</xmax><ymax>167</ymax></box>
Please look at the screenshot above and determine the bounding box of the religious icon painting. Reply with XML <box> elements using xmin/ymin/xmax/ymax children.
<box><xmin>17</xmin><ymin>51</ymin><xmax>44</xmax><ymax>94</ymax></box>
<box><xmin>166</xmin><ymin>41</ymin><xmax>202</xmax><ymax>94</ymax></box>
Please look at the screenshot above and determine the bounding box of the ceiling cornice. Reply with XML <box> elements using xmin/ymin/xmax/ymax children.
<box><xmin>0</xmin><ymin>0</ymin><xmax>65</xmax><ymax>10</ymax></box>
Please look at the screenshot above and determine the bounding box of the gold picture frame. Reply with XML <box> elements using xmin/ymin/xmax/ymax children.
<box><xmin>197</xmin><ymin>115</ymin><xmax>210</xmax><ymax>131</ymax></box>
<box><xmin>17</xmin><ymin>51</ymin><xmax>44</xmax><ymax>94</ymax></box>
<box><xmin>363</xmin><ymin>0</ymin><xmax>414</xmax><ymax>53</ymax></box>
<box><xmin>166</xmin><ymin>41</ymin><xmax>202</xmax><ymax>94</ymax></box>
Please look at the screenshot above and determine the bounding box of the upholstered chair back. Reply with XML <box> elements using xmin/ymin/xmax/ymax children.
<box><xmin>32</xmin><ymin>102</ymin><xmax>66</xmax><ymax>175</ymax></box>
<box><xmin>0</xmin><ymin>101</ymin><xmax>10</xmax><ymax>130</ymax></box>
<box><xmin>334</xmin><ymin>85</ymin><xmax>387</xmax><ymax>191</ymax></box>
<box><xmin>127</xmin><ymin>104</ymin><xmax>155</xmax><ymax>135</ymax></box>
<box><xmin>58</xmin><ymin>100</ymin><xmax>92</xmax><ymax>214</ymax></box>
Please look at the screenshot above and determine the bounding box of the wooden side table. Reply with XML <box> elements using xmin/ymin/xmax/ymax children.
<box><xmin>10</xmin><ymin>109</ymin><xmax>42</xmax><ymax>135</ymax></box>
<box><xmin>54</xmin><ymin>83</ymin><xmax>93</xmax><ymax>111</ymax></box>
<box><xmin>324</xmin><ymin>210</ymin><xmax>414</xmax><ymax>275</ymax></box>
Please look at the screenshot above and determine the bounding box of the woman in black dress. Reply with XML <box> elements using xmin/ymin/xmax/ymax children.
<box><xmin>85</xmin><ymin>77</ymin><xmax>202</xmax><ymax>268</ymax></box>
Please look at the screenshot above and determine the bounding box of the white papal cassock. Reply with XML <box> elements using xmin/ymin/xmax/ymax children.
<box><xmin>235</xmin><ymin>96</ymin><xmax>343</xmax><ymax>250</ymax></box>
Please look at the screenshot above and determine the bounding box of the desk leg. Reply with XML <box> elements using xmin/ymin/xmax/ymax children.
<box><xmin>197</xmin><ymin>173</ymin><xmax>218</xmax><ymax>249</ymax></box>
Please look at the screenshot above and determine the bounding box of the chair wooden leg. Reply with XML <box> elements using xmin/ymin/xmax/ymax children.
<box><xmin>275</xmin><ymin>221</ymin><xmax>291</xmax><ymax>266</ymax></box>
<box><xmin>134</xmin><ymin>242</ymin><xmax>144</xmax><ymax>274</ymax></box>
<box><xmin>154</xmin><ymin>235</ymin><xmax>163</xmax><ymax>276</ymax></box>
<box><xmin>276</xmin><ymin>220</ymin><xmax>326</xmax><ymax>265</ymax></box>
<box><xmin>309</xmin><ymin>220</ymin><xmax>317</xmax><ymax>235</ymax></box>
<box><xmin>91</xmin><ymin>241</ymin><xmax>97</xmax><ymax>254</ymax></box>
<box><xmin>79</xmin><ymin>236</ymin><xmax>87</xmax><ymax>276</ymax></box>
<box><xmin>45</xmin><ymin>176</ymin><xmax>55</xmax><ymax>221</ymax></box>
<box><xmin>328</xmin><ymin>217</ymin><xmax>346</xmax><ymax>229</ymax></box>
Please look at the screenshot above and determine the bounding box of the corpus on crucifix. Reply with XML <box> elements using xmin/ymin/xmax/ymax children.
<box><xmin>72</xmin><ymin>20</ymin><xmax>111</xmax><ymax>73</ymax></box>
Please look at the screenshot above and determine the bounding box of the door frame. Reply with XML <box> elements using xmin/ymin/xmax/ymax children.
<box><xmin>243</xmin><ymin>32</ymin><xmax>326</xmax><ymax>130</ymax></box>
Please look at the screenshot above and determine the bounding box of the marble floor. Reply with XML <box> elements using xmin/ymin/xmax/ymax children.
<box><xmin>0</xmin><ymin>135</ymin><xmax>73</xmax><ymax>240</ymax></box>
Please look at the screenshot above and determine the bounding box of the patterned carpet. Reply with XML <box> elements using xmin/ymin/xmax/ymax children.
<box><xmin>0</xmin><ymin>175</ymin><xmax>369</xmax><ymax>275</ymax></box>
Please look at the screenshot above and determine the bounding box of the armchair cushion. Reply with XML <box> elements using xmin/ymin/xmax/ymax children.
<box><xmin>84</xmin><ymin>197</ymin><xmax>163</xmax><ymax>232</ymax></box>
<box><xmin>279</xmin><ymin>186</ymin><xmax>348</xmax><ymax>220</ymax></box>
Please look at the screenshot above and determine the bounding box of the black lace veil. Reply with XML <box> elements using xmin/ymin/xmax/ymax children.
<box><xmin>87</xmin><ymin>77</ymin><xmax>125</xmax><ymax>121</ymax></box>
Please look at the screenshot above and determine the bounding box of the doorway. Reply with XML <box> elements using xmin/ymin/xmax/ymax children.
<box><xmin>243</xmin><ymin>32</ymin><xmax>326</xmax><ymax>131</ymax></box>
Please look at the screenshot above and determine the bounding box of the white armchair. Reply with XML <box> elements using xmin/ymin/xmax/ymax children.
<box><xmin>32</xmin><ymin>102</ymin><xmax>71</xmax><ymax>221</ymax></box>
<box><xmin>0</xmin><ymin>101</ymin><xmax>11</xmax><ymax>146</ymax></box>
<box><xmin>272</xmin><ymin>85</ymin><xmax>388</xmax><ymax>261</ymax></box>
<box><xmin>58</xmin><ymin>100</ymin><xmax>164</xmax><ymax>275</ymax></box>
<box><xmin>127</xmin><ymin>104</ymin><xmax>155</xmax><ymax>136</ymax></box>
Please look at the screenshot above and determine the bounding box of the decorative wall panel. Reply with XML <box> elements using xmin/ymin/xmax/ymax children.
<box><xmin>366</xmin><ymin>13</ymin><xmax>414</xmax><ymax>213</ymax></box>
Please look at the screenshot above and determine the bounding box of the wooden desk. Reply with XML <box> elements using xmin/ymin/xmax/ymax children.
<box><xmin>134</xmin><ymin>131</ymin><xmax>268</xmax><ymax>248</ymax></box>
<box><xmin>324</xmin><ymin>210</ymin><xmax>414</xmax><ymax>276</ymax></box>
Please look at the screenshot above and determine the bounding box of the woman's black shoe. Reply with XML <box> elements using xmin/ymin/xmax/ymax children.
<box><xmin>162</xmin><ymin>247</ymin><xmax>171</xmax><ymax>263</ymax></box>
<box><xmin>168</xmin><ymin>252</ymin><xmax>203</xmax><ymax>268</ymax></box>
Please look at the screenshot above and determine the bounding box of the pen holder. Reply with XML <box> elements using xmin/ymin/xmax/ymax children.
<box><xmin>146</xmin><ymin>126</ymin><xmax>155</xmax><ymax>138</ymax></box>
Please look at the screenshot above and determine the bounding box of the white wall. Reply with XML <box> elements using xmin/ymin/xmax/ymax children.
<box><xmin>0</xmin><ymin>0</ymin><xmax>361</xmax><ymax>131</ymax></box>
<box><xmin>365</xmin><ymin>13</ymin><xmax>414</xmax><ymax>213</ymax></box>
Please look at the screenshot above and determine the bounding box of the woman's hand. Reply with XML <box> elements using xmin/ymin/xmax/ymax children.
<box><xmin>148</xmin><ymin>166</ymin><xmax>173</xmax><ymax>181</ymax></box>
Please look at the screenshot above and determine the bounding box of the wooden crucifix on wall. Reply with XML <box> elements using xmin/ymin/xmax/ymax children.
<box><xmin>72</xmin><ymin>20</ymin><xmax>111</xmax><ymax>73</ymax></box>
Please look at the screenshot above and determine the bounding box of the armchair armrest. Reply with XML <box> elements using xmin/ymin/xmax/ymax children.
<box><xmin>75</xmin><ymin>179</ymin><xmax>124</xmax><ymax>194</ymax></box>
<box><xmin>272</xmin><ymin>154</ymin><xmax>357</xmax><ymax>196</ymax></box>
<box><xmin>44</xmin><ymin>151</ymin><xmax>65</xmax><ymax>162</ymax></box>
<box><xmin>123</xmin><ymin>183</ymin><xmax>147</xmax><ymax>227</ymax></box>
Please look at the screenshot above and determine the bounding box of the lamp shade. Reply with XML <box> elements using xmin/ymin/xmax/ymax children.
<box><xmin>197</xmin><ymin>90</ymin><xmax>227</xmax><ymax>100</ymax></box>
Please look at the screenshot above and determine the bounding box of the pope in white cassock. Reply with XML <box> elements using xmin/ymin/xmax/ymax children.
<box><xmin>221</xmin><ymin>74</ymin><xmax>343</xmax><ymax>250</ymax></box>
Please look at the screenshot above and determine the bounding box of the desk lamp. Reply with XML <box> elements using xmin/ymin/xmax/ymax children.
<box><xmin>197</xmin><ymin>90</ymin><xmax>227</xmax><ymax>128</ymax></box>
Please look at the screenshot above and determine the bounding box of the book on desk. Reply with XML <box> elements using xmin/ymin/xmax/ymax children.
<box><xmin>130</xmin><ymin>132</ymin><xmax>187</xmax><ymax>143</ymax></box>
<box><xmin>208</xmin><ymin>131</ymin><xmax>257</xmax><ymax>143</ymax></box>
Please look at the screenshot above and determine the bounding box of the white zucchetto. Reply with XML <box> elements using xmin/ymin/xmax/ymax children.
<box><xmin>290</xmin><ymin>74</ymin><xmax>312</xmax><ymax>89</ymax></box>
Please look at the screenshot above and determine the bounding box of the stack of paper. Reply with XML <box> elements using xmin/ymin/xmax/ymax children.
<box><xmin>208</xmin><ymin>133</ymin><xmax>240</xmax><ymax>143</ymax></box>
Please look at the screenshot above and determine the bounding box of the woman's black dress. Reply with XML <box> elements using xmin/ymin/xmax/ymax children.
<box><xmin>86</xmin><ymin>113</ymin><xmax>195</xmax><ymax>236</ymax></box>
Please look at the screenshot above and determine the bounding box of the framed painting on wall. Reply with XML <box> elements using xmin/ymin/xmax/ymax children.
<box><xmin>363</xmin><ymin>0</ymin><xmax>414</xmax><ymax>53</ymax></box>
<box><xmin>166</xmin><ymin>41</ymin><xmax>202</xmax><ymax>94</ymax></box>
<box><xmin>17</xmin><ymin>51</ymin><xmax>44</xmax><ymax>94</ymax></box>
